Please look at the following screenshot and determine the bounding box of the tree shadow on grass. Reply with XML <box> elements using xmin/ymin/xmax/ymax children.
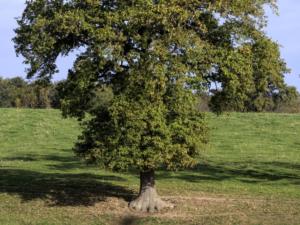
<box><xmin>119</xmin><ymin>216</ymin><xmax>139</xmax><ymax>225</ymax></box>
<box><xmin>0</xmin><ymin>169</ymin><xmax>135</xmax><ymax>206</ymax></box>
<box><xmin>3</xmin><ymin>155</ymin><xmax>38</xmax><ymax>162</ymax></box>
<box><xmin>157</xmin><ymin>161</ymin><xmax>300</xmax><ymax>185</ymax></box>
<box><xmin>44</xmin><ymin>155</ymin><xmax>95</xmax><ymax>171</ymax></box>
<box><xmin>3</xmin><ymin>153</ymin><xmax>90</xmax><ymax>170</ymax></box>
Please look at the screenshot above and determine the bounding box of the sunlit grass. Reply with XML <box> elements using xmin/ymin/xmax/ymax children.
<box><xmin>0</xmin><ymin>109</ymin><xmax>299</xmax><ymax>224</ymax></box>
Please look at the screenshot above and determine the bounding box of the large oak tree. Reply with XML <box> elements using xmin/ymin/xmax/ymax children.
<box><xmin>14</xmin><ymin>0</ymin><xmax>290</xmax><ymax>212</ymax></box>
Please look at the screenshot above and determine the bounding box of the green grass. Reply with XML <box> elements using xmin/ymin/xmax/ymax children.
<box><xmin>0</xmin><ymin>109</ymin><xmax>299</xmax><ymax>225</ymax></box>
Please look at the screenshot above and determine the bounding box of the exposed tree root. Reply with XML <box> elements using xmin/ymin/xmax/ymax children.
<box><xmin>129</xmin><ymin>187</ymin><xmax>174</xmax><ymax>213</ymax></box>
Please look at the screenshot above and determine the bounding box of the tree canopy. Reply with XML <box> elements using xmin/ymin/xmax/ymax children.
<box><xmin>14</xmin><ymin>0</ymin><xmax>293</xmax><ymax>212</ymax></box>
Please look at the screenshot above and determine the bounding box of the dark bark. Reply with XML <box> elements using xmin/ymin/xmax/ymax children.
<box><xmin>139</xmin><ymin>170</ymin><xmax>155</xmax><ymax>193</ymax></box>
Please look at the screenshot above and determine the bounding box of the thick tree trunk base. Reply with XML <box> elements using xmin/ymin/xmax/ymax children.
<box><xmin>129</xmin><ymin>170</ymin><xmax>174</xmax><ymax>212</ymax></box>
<box><xmin>129</xmin><ymin>186</ymin><xmax>174</xmax><ymax>212</ymax></box>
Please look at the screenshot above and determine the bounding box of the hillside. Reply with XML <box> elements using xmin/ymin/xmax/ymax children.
<box><xmin>0</xmin><ymin>109</ymin><xmax>299</xmax><ymax>225</ymax></box>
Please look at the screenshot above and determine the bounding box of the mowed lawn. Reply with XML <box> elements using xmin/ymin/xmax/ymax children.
<box><xmin>0</xmin><ymin>109</ymin><xmax>299</xmax><ymax>225</ymax></box>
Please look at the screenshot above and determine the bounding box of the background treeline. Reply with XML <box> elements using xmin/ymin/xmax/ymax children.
<box><xmin>0</xmin><ymin>76</ymin><xmax>60</xmax><ymax>108</ymax></box>
<box><xmin>1</xmin><ymin>76</ymin><xmax>299</xmax><ymax>113</ymax></box>
<box><xmin>198</xmin><ymin>86</ymin><xmax>300</xmax><ymax>113</ymax></box>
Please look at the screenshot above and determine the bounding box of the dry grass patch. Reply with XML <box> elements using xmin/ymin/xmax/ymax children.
<box><xmin>72</xmin><ymin>194</ymin><xmax>300</xmax><ymax>225</ymax></box>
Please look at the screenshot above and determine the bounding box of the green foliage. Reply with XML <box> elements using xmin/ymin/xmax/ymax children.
<box><xmin>274</xmin><ymin>86</ymin><xmax>300</xmax><ymax>113</ymax></box>
<box><xmin>209</xmin><ymin>35</ymin><xmax>292</xmax><ymax>112</ymax></box>
<box><xmin>0</xmin><ymin>78</ymin><xmax>12</xmax><ymax>107</ymax></box>
<box><xmin>14</xmin><ymin>0</ymin><xmax>295</xmax><ymax>171</ymax></box>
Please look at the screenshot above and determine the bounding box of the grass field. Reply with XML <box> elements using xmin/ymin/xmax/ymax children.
<box><xmin>0</xmin><ymin>109</ymin><xmax>299</xmax><ymax>225</ymax></box>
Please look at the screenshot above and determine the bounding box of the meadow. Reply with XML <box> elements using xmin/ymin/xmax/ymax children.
<box><xmin>0</xmin><ymin>109</ymin><xmax>299</xmax><ymax>225</ymax></box>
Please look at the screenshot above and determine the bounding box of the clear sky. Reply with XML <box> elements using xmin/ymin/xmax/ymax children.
<box><xmin>0</xmin><ymin>0</ymin><xmax>299</xmax><ymax>90</ymax></box>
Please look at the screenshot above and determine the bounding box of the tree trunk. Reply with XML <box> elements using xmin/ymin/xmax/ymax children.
<box><xmin>129</xmin><ymin>170</ymin><xmax>174</xmax><ymax>212</ymax></box>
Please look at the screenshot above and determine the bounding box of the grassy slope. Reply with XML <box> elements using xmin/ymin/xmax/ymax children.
<box><xmin>0</xmin><ymin>109</ymin><xmax>299</xmax><ymax>225</ymax></box>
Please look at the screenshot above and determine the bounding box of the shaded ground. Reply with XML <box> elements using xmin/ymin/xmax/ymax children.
<box><xmin>161</xmin><ymin>161</ymin><xmax>300</xmax><ymax>185</ymax></box>
<box><xmin>0</xmin><ymin>168</ymin><xmax>133</xmax><ymax>206</ymax></box>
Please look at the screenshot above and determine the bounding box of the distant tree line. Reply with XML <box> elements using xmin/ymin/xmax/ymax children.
<box><xmin>197</xmin><ymin>86</ymin><xmax>300</xmax><ymax>113</ymax></box>
<box><xmin>0</xmin><ymin>76</ymin><xmax>60</xmax><ymax>108</ymax></box>
<box><xmin>0</xmin><ymin>76</ymin><xmax>299</xmax><ymax>113</ymax></box>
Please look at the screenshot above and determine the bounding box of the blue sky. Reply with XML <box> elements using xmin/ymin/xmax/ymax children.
<box><xmin>0</xmin><ymin>0</ymin><xmax>299</xmax><ymax>90</ymax></box>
